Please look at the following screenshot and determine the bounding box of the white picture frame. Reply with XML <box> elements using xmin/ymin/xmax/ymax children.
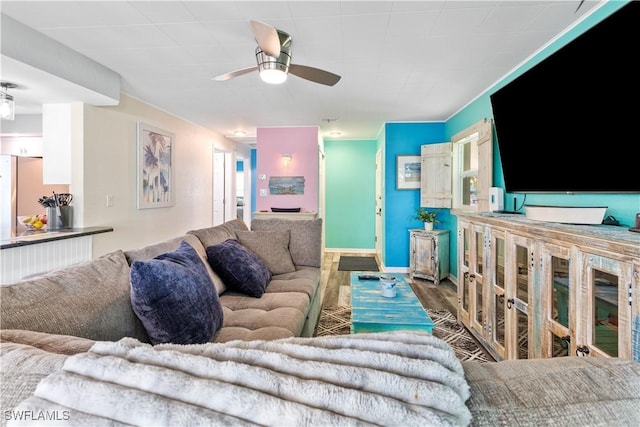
<box><xmin>396</xmin><ymin>155</ymin><xmax>421</xmax><ymax>190</ymax></box>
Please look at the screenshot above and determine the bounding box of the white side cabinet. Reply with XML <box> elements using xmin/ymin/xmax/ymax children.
<box><xmin>409</xmin><ymin>229</ymin><xmax>450</xmax><ymax>284</ymax></box>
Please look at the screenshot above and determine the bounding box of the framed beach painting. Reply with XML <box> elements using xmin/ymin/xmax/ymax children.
<box><xmin>396</xmin><ymin>155</ymin><xmax>421</xmax><ymax>190</ymax></box>
<box><xmin>137</xmin><ymin>122</ymin><xmax>175</xmax><ymax>209</ymax></box>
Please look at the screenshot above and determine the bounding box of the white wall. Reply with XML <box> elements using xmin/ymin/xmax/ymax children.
<box><xmin>80</xmin><ymin>94</ymin><xmax>248</xmax><ymax>257</ymax></box>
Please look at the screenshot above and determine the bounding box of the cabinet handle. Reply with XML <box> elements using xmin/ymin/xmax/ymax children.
<box><xmin>576</xmin><ymin>345</ymin><xmax>590</xmax><ymax>357</ymax></box>
<box><xmin>469</xmin><ymin>274</ymin><xmax>475</xmax><ymax>283</ymax></box>
<box><xmin>561</xmin><ymin>335</ymin><xmax>571</xmax><ymax>344</ymax></box>
<box><xmin>506</xmin><ymin>298</ymin><xmax>514</xmax><ymax>309</ymax></box>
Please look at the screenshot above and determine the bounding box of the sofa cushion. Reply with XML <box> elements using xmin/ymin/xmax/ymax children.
<box><xmin>205</xmin><ymin>239</ymin><xmax>271</xmax><ymax>298</ymax></box>
<box><xmin>0</xmin><ymin>342</ymin><xmax>69</xmax><ymax>419</ymax></box>
<box><xmin>0</xmin><ymin>330</ymin><xmax>95</xmax><ymax>356</ymax></box>
<box><xmin>187</xmin><ymin>218</ymin><xmax>248</xmax><ymax>248</ymax></box>
<box><xmin>0</xmin><ymin>250</ymin><xmax>149</xmax><ymax>343</ymax></box>
<box><xmin>219</xmin><ymin>291</ymin><xmax>310</xmax><ymax>313</ymax></box>
<box><xmin>130</xmin><ymin>241</ymin><xmax>223</xmax><ymax>345</ymax></box>
<box><xmin>236</xmin><ymin>230</ymin><xmax>296</xmax><ymax>275</ymax></box>
<box><xmin>125</xmin><ymin>233</ymin><xmax>226</xmax><ymax>295</ymax></box>
<box><xmin>214</xmin><ymin>326</ymin><xmax>296</xmax><ymax>342</ymax></box>
<box><xmin>266</xmin><ymin>267</ymin><xmax>320</xmax><ymax>299</ymax></box>
<box><xmin>462</xmin><ymin>357</ymin><xmax>640</xmax><ymax>426</ymax></box>
<box><xmin>250</xmin><ymin>218</ymin><xmax>322</xmax><ymax>267</ymax></box>
<box><xmin>216</xmin><ymin>304</ymin><xmax>306</xmax><ymax>342</ymax></box>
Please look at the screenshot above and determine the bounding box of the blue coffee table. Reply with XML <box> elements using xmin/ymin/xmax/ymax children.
<box><xmin>350</xmin><ymin>272</ymin><xmax>434</xmax><ymax>334</ymax></box>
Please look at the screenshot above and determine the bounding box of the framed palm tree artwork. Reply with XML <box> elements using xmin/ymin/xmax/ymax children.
<box><xmin>137</xmin><ymin>122</ymin><xmax>175</xmax><ymax>209</ymax></box>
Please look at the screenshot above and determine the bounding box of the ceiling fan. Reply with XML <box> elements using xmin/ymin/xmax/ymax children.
<box><xmin>213</xmin><ymin>20</ymin><xmax>341</xmax><ymax>87</ymax></box>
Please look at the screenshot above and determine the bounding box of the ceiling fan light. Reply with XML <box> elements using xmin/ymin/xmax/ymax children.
<box><xmin>0</xmin><ymin>93</ymin><xmax>15</xmax><ymax>120</ymax></box>
<box><xmin>260</xmin><ymin>69</ymin><xmax>287</xmax><ymax>84</ymax></box>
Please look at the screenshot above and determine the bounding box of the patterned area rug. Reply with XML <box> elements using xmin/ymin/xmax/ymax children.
<box><xmin>315</xmin><ymin>306</ymin><xmax>493</xmax><ymax>362</ymax></box>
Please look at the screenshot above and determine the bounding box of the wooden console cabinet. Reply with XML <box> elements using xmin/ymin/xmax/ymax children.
<box><xmin>456</xmin><ymin>212</ymin><xmax>640</xmax><ymax>361</ymax></box>
<box><xmin>409</xmin><ymin>229</ymin><xmax>449</xmax><ymax>285</ymax></box>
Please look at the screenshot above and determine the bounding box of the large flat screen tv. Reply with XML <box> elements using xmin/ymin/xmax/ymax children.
<box><xmin>490</xmin><ymin>1</ymin><xmax>639</xmax><ymax>194</ymax></box>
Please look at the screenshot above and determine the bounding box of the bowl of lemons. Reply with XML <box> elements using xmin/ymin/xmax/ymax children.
<box><xmin>18</xmin><ymin>215</ymin><xmax>47</xmax><ymax>230</ymax></box>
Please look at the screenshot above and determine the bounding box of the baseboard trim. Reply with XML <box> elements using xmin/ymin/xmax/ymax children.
<box><xmin>383</xmin><ymin>267</ymin><xmax>410</xmax><ymax>273</ymax></box>
<box><xmin>324</xmin><ymin>248</ymin><xmax>376</xmax><ymax>253</ymax></box>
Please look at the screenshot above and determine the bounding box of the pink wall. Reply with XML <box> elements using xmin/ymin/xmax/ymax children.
<box><xmin>256</xmin><ymin>127</ymin><xmax>318</xmax><ymax>212</ymax></box>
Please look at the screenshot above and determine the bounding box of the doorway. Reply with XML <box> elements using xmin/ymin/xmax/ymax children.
<box><xmin>235</xmin><ymin>156</ymin><xmax>252</xmax><ymax>224</ymax></box>
<box><xmin>213</xmin><ymin>150</ymin><xmax>234</xmax><ymax>226</ymax></box>
<box><xmin>375</xmin><ymin>149</ymin><xmax>383</xmax><ymax>264</ymax></box>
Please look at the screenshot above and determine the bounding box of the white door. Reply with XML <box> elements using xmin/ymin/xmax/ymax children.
<box><xmin>223</xmin><ymin>152</ymin><xmax>235</xmax><ymax>222</ymax></box>
<box><xmin>375</xmin><ymin>150</ymin><xmax>382</xmax><ymax>263</ymax></box>
<box><xmin>213</xmin><ymin>150</ymin><xmax>225</xmax><ymax>225</ymax></box>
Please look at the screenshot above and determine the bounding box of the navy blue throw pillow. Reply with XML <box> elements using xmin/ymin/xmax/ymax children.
<box><xmin>205</xmin><ymin>239</ymin><xmax>271</xmax><ymax>298</ymax></box>
<box><xmin>130</xmin><ymin>241</ymin><xmax>223</xmax><ymax>345</ymax></box>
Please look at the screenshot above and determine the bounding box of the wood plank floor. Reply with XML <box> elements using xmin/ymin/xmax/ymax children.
<box><xmin>320</xmin><ymin>251</ymin><xmax>458</xmax><ymax>313</ymax></box>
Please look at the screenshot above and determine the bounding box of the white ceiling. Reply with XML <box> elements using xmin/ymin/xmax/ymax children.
<box><xmin>1</xmin><ymin>0</ymin><xmax>600</xmax><ymax>143</ymax></box>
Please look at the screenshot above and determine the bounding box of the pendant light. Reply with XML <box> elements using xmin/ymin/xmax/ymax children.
<box><xmin>0</xmin><ymin>82</ymin><xmax>17</xmax><ymax>120</ymax></box>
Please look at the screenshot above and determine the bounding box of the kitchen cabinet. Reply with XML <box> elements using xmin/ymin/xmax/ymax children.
<box><xmin>456</xmin><ymin>212</ymin><xmax>640</xmax><ymax>361</ymax></box>
<box><xmin>409</xmin><ymin>229</ymin><xmax>449</xmax><ymax>285</ymax></box>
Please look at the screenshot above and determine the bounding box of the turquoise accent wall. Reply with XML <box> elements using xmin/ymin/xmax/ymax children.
<box><xmin>445</xmin><ymin>0</ymin><xmax>639</xmax><ymax>280</ymax></box>
<box><xmin>324</xmin><ymin>139</ymin><xmax>378</xmax><ymax>249</ymax></box>
<box><xmin>384</xmin><ymin>123</ymin><xmax>447</xmax><ymax>268</ymax></box>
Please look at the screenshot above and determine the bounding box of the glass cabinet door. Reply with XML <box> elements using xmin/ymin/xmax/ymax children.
<box><xmin>489</xmin><ymin>229</ymin><xmax>506</xmax><ymax>359</ymax></box>
<box><xmin>470</xmin><ymin>225</ymin><xmax>485</xmax><ymax>336</ymax></box>
<box><xmin>457</xmin><ymin>221</ymin><xmax>485</xmax><ymax>335</ymax></box>
<box><xmin>505</xmin><ymin>234</ymin><xmax>534</xmax><ymax>360</ymax></box>
<box><xmin>542</xmin><ymin>245</ymin><xmax>572</xmax><ymax>358</ymax></box>
<box><xmin>581</xmin><ymin>254</ymin><xmax>633</xmax><ymax>358</ymax></box>
<box><xmin>457</xmin><ymin>221</ymin><xmax>471</xmax><ymax>325</ymax></box>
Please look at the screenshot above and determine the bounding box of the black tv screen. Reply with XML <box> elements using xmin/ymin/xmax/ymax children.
<box><xmin>490</xmin><ymin>1</ymin><xmax>640</xmax><ymax>193</ymax></box>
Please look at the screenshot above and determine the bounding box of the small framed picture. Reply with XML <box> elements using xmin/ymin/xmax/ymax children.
<box><xmin>396</xmin><ymin>155</ymin><xmax>421</xmax><ymax>190</ymax></box>
<box><xmin>137</xmin><ymin>122</ymin><xmax>175</xmax><ymax>209</ymax></box>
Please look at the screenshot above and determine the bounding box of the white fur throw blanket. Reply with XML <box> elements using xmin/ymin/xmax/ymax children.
<box><xmin>10</xmin><ymin>332</ymin><xmax>471</xmax><ymax>426</ymax></box>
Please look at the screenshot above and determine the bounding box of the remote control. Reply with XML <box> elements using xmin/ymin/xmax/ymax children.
<box><xmin>358</xmin><ymin>275</ymin><xmax>379</xmax><ymax>280</ymax></box>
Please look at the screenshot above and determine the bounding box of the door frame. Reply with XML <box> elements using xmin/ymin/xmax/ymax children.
<box><xmin>375</xmin><ymin>149</ymin><xmax>383</xmax><ymax>264</ymax></box>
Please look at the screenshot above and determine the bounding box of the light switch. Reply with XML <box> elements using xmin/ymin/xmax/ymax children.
<box><xmin>259</xmin><ymin>189</ymin><xmax>267</xmax><ymax>196</ymax></box>
<box><xmin>259</xmin><ymin>174</ymin><xmax>266</xmax><ymax>180</ymax></box>
<box><xmin>106</xmin><ymin>195</ymin><xmax>114</xmax><ymax>207</ymax></box>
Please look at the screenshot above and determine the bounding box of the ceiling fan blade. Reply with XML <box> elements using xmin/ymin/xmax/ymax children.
<box><xmin>289</xmin><ymin>64</ymin><xmax>341</xmax><ymax>86</ymax></box>
<box><xmin>250</xmin><ymin>20</ymin><xmax>281</xmax><ymax>57</ymax></box>
<box><xmin>212</xmin><ymin>66</ymin><xmax>258</xmax><ymax>81</ymax></box>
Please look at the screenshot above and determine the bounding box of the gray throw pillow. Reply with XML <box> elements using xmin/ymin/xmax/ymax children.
<box><xmin>205</xmin><ymin>239</ymin><xmax>271</xmax><ymax>298</ymax></box>
<box><xmin>235</xmin><ymin>230</ymin><xmax>296</xmax><ymax>275</ymax></box>
<box><xmin>130</xmin><ymin>241</ymin><xmax>223</xmax><ymax>345</ymax></box>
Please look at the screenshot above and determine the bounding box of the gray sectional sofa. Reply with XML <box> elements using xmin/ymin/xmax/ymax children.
<box><xmin>1</xmin><ymin>218</ymin><xmax>326</xmax><ymax>423</ymax></box>
<box><xmin>0</xmin><ymin>218</ymin><xmax>323</xmax><ymax>345</ymax></box>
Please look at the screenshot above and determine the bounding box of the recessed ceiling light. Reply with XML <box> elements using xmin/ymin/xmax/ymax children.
<box><xmin>233</xmin><ymin>130</ymin><xmax>246</xmax><ymax>137</ymax></box>
<box><xmin>329</xmin><ymin>131</ymin><xmax>342</xmax><ymax>137</ymax></box>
